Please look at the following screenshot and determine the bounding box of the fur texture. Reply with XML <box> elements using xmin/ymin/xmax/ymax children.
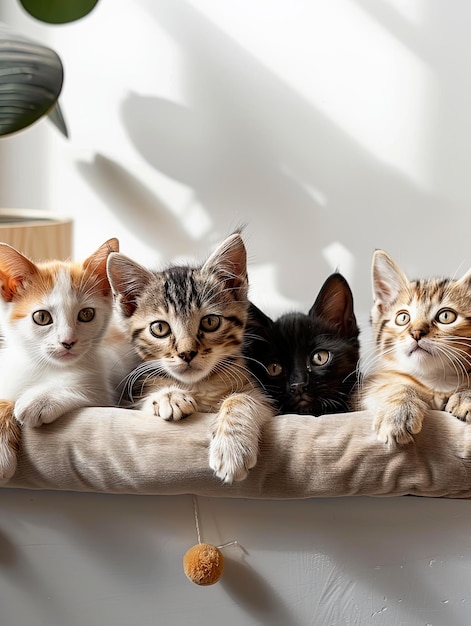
<box><xmin>0</xmin><ymin>238</ymin><xmax>132</xmax><ymax>481</ymax></box>
<box><xmin>359</xmin><ymin>249</ymin><xmax>471</xmax><ymax>445</ymax></box>
<box><xmin>244</xmin><ymin>273</ymin><xmax>360</xmax><ymax>415</ymax></box>
<box><xmin>0</xmin><ymin>400</ymin><xmax>20</xmax><ymax>481</ymax></box>
<box><xmin>106</xmin><ymin>233</ymin><xmax>275</xmax><ymax>483</ymax></box>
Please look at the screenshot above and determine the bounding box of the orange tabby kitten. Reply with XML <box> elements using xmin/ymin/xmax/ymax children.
<box><xmin>0</xmin><ymin>239</ymin><xmax>136</xmax><ymax>481</ymax></box>
<box><xmin>360</xmin><ymin>249</ymin><xmax>471</xmax><ymax>445</ymax></box>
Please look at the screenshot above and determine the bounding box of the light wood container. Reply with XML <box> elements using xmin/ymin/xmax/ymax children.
<box><xmin>0</xmin><ymin>209</ymin><xmax>72</xmax><ymax>261</ymax></box>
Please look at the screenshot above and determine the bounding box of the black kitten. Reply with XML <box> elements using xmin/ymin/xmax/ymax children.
<box><xmin>244</xmin><ymin>273</ymin><xmax>360</xmax><ymax>415</ymax></box>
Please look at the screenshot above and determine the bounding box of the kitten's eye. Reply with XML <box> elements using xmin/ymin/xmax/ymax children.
<box><xmin>150</xmin><ymin>321</ymin><xmax>171</xmax><ymax>338</ymax></box>
<box><xmin>436</xmin><ymin>308</ymin><xmax>457</xmax><ymax>324</ymax></box>
<box><xmin>311</xmin><ymin>350</ymin><xmax>331</xmax><ymax>367</ymax></box>
<box><xmin>78</xmin><ymin>308</ymin><xmax>95</xmax><ymax>322</ymax></box>
<box><xmin>266</xmin><ymin>362</ymin><xmax>283</xmax><ymax>377</ymax></box>
<box><xmin>32</xmin><ymin>310</ymin><xmax>53</xmax><ymax>326</ymax></box>
<box><xmin>200</xmin><ymin>315</ymin><xmax>221</xmax><ymax>332</ymax></box>
<box><xmin>395</xmin><ymin>311</ymin><xmax>410</xmax><ymax>326</ymax></box>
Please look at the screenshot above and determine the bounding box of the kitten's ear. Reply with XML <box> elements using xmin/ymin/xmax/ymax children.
<box><xmin>0</xmin><ymin>244</ymin><xmax>38</xmax><ymax>302</ymax></box>
<box><xmin>309</xmin><ymin>273</ymin><xmax>358</xmax><ymax>337</ymax></box>
<box><xmin>455</xmin><ymin>267</ymin><xmax>471</xmax><ymax>288</ymax></box>
<box><xmin>247</xmin><ymin>302</ymin><xmax>273</xmax><ymax>330</ymax></box>
<box><xmin>202</xmin><ymin>233</ymin><xmax>248</xmax><ymax>295</ymax></box>
<box><xmin>106</xmin><ymin>252</ymin><xmax>152</xmax><ymax>317</ymax></box>
<box><xmin>372</xmin><ymin>249</ymin><xmax>410</xmax><ymax>312</ymax></box>
<box><xmin>83</xmin><ymin>238</ymin><xmax>120</xmax><ymax>296</ymax></box>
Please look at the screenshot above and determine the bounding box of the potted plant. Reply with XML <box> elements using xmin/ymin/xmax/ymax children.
<box><xmin>0</xmin><ymin>2</ymin><xmax>98</xmax><ymax>259</ymax></box>
<box><xmin>0</xmin><ymin>0</ymin><xmax>99</xmax><ymax>137</ymax></box>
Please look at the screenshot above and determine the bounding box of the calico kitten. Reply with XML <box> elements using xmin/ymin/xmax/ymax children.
<box><xmin>244</xmin><ymin>273</ymin><xmax>360</xmax><ymax>415</ymax></box>
<box><xmin>106</xmin><ymin>233</ymin><xmax>275</xmax><ymax>484</ymax></box>
<box><xmin>0</xmin><ymin>238</ymin><xmax>128</xmax><ymax>480</ymax></box>
<box><xmin>360</xmin><ymin>249</ymin><xmax>471</xmax><ymax>445</ymax></box>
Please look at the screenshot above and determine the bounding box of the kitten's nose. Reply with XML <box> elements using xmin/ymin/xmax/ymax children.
<box><xmin>178</xmin><ymin>350</ymin><xmax>197</xmax><ymax>363</ymax></box>
<box><xmin>290</xmin><ymin>380</ymin><xmax>308</xmax><ymax>393</ymax></box>
<box><xmin>62</xmin><ymin>341</ymin><xmax>76</xmax><ymax>350</ymax></box>
<box><xmin>410</xmin><ymin>328</ymin><xmax>426</xmax><ymax>341</ymax></box>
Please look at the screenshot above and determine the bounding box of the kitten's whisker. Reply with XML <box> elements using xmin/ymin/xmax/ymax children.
<box><xmin>124</xmin><ymin>360</ymin><xmax>169</xmax><ymax>403</ymax></box>
<box><xmin>342</xmin><ymin>369</ymin><xmax>359</xmax><ymax>386</ymax></box>
<box><xmin>360</xmin><ymin>344</ymin><xmax>396</xmax><ymax>379</ymax></box>
<box><xmin>425</xmin><ymin>338</ymin><xmax>471</xmax><ymax>389</ymax></box>
<box><xmin>211</xmin><ymin>357</ymin><xmax>250</xmax><ymax>393</ymax></box>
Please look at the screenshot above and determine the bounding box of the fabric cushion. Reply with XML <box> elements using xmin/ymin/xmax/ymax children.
<box><xmin>5</xmin><ymin>408</ymin><xmax>471</xmax><ymax>499</ymax></box>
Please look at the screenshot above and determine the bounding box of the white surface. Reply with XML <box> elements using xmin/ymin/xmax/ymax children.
<box><xmin>1</xmin><ymin>491</ymin><xmax>470</xmax><ymax>626</ymax></box>
<box><xmin>1</xmin><ymin>1</ymin><xmax>471</xmax><ymax>624</ymax></box>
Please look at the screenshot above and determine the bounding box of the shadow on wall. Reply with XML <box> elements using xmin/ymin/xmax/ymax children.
<box><xmin>222</xmin><ymin>558</ymin><xmax>296</xmax><ymax>626</ymax></box>
<box><xmin>76</xmin><ymin>155</ymin><xmax>197</xmax><ymax>262</ymax></box>
<box><xmin>212</xmin><ymin>496</ymin><xmax>471</xmax><ymax>626</ymax></box>
<box><xmin>79</xmin><ymin>0</ymin><xmax>469</xmax><ymax>314</ymax></box>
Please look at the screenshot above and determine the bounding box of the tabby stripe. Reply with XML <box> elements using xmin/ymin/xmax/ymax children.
<box><xmin>224</xmin><ymin>315</ymin><xmax>244</xmax><ymax>328</ymax></box>
<box><xmin>376</xmin><ymin>318</ymin><xmax>388</xmax><ymax>344</ymax></box>
<box><xmin>163</xmin><ymin>271</ymin><xmax>199</xmax><ymax>313</ymax></box>
<box><xmin>132</xmin><ymin>327</ymin><xmax>146</xmax><ymax>342</ymax></box>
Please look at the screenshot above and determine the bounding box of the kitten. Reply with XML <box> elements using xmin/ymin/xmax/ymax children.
<box><xmin>359</xmin><ymin>249</ymin><xmax>471</xmax><ymax>445</ymax></box>
<box><xmin>106</xmin><ymin>233</ymin><xmax>275</xmax><ymax>483</ymax></box>
<box><xmin>244</xmin><ymin>273</ymin><xmax>360</xmax><ymax>415</ymax></box>
<box><xmin>0</xmin><ymin>238</ymin><xmax>126</xmax><ymax>480</ymax></box>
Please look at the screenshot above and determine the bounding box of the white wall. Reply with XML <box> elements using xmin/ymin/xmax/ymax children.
<box><xmin>1</xmin><ymin>1</ymin><xmax>471</xmax><ymax>625</ymax></box>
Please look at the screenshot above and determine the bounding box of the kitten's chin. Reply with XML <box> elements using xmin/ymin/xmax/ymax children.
<box><xmin>167</xmin><ymin>365</ymin><xmax>210</xmax><ymax>385</ymax></box>
<box><xmin>49</xmin><ymin>350</ymin><xmax>82</xmax><ymax>365</ymax></box>
<box><xmin>284</xmin><ymin>397</ymin><xmax>318</xmax><ymax>416</ymax></box>
<box><xmin>401</xmin><ymin>341</ymin><xmax>433</xmax><ymax>366</ymax></box>
<box><xmin>400</xmin><ymin>348</ymin><xmax>445</xmax><ymax>379</ymax></box>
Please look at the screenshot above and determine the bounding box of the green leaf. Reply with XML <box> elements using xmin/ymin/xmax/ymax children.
<box><xmin>0</xmin><ymin>23</ymin><xmax>63</xmax><ymax>136</ymax></box>
<box><xmin>19</xmin><ymin>0</ymin><xmax>99</xmax><ymax>25</ymax></box>
<box><xmin>47</xmin><ymin>101</ymin><xmax>68</xmax><ymax>138</ymax></box>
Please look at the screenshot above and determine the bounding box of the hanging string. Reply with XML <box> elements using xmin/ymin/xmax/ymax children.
<box><xmin>185</xmin><ymin>495</ymin><xmax>224</xmax><ymax>585</ymax></box>
<box><xmin>217</xmin><ymin>540</ymin><xmax>243</xmax><ymax>550</ymax></box>
<box><xmin>192</xmin><ymin>494</ymin><xmax>202</xmax><ymax>545</ymax></box>
<box><xmin>191</xmin><ymin>494</ymin><xmax>247</xmax><ymax>553</ymax></box>
<box><xmin>184</xmin><ymin>495</ymin><xmax>249</xmax><ymax>585</ymax></box>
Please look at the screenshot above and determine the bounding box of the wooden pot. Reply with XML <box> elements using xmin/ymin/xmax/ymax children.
<box><xmin>0</xmin><ymin>209</ymin><xmax>72</xmax><ymax>261</ymax></box>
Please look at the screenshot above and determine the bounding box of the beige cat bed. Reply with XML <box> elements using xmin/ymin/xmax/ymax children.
<box><xmin>4</xmin><ymin>407</ymin><xmax>471</xmax><ymax>499</ymax></box>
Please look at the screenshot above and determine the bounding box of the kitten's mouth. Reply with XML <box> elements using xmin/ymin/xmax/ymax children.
<box><xmin>55</xmin><ymin>350</ymin><xmax>80</xmax><ymax>361</ymax></box>
<box><xmin>174</xmin><ymin>361</ymin><xmax>199</xmax><ymax>373</ymax></box>
<box><xmin>286</xmin><ymin>392</ymin><xmax>315</xmax><ymax>414</ymax></box>
<box><xmin>408</xmin><ymin>343</ymin><xmax>431</xmax><ymax>357</ymax></box>
<box><xmin>171</xmin><ymin>363</ymin><xmax>207</xmax><ymax>383</ymax></box>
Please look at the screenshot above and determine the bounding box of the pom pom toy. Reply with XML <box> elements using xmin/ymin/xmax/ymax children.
<box><xmin>183</xmin><ymin>495</ymin><xmax>240</xmax><ymax>586</ymax></box>
<box><xmin>183</xmin><ymin>542</ymin><xmax>224</xmax><ymax>586</ymax></box>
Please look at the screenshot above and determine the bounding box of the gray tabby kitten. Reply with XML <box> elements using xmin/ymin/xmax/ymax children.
<box><xmin>106</xmin><ymin>233</ymin><xmax>275</xmax><ymax>483</ymax></box>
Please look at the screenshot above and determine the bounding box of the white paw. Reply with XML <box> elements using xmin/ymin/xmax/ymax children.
<box><xmin>14</xmin><ymin>393</ymin><xmax>63</xmax><ymax>427</ymax></box>
<box><xmin>373</xmin><ymin>404</ymin><xmax>424</xmax><ymax>446</ymax></box>
<box><xmin>142</xmin><ymin>388</ymin><xmax>197</xmax><ymax>421</ymax></box>
<box><xmin>209</xmin><ymin>432</ymin><xmax>258</xmax><ymax>484</ymax></box>
<box><xmin>446</xmin><ymin>390</ymin><xmax>471</xmax><ymax>423</ymax></box>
